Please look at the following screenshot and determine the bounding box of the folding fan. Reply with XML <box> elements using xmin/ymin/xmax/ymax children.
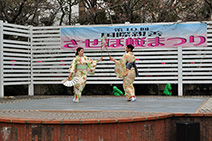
<box><xmin>62</xmin><ymin>77</ymin><xmax>79</xmax><ymax>87</ymax></box>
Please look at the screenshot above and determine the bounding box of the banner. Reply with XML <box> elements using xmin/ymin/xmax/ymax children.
<box><xmin>60</xmin><ymin>23</ymin><xmax>207</xmax><ymax>49</ymax></box>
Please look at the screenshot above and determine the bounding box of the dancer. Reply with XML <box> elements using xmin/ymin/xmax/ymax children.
<box><xmin>68</xmin><ymin>47</ymin><xmax>103</xmax><ymax>103</ymax></box>
<box><xmin>109</xmin><ymin>44</ymin><xmax>138</xmax><ymax>102</ymax></box>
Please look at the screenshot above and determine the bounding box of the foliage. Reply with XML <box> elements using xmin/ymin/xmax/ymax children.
<box><xmin>0</xmin><ymin>0</ymin><xmax>52</xmax><ymax>25</ymax></box>
<box><xmin>0</xmin><ymin>0</ymin><xmax>212</xmax><ymax>25</ymax></box>
<box><xmin>56</xmin><ymin>0</ymin><xmax>80</xmax><ymax>25</ymax></box>
<box><xmin>0</xmin><ymin>0</ymin><xmax>79</xmax><ymax>26</ymax></box>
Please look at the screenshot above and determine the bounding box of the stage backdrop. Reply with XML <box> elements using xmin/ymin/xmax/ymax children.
<box><xmin>60</xmin><ymin>23</ymin><xmax>207</xmax><ymax>49</ymax></box>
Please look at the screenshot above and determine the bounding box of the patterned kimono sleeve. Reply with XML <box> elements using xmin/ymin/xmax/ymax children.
<box><xmin>86</xmin><ymin>57</ymin><xmax>97</xmax><ymax>75</ymax></box>
<box><xmin>68</xmin><ymin>57</ymin><xmax>77</xmax><ymax>77</ymax></box>
<box><xmin>115</xmin><ymin>54</ymin><xmax>128</xmax><ymax>78</ymax></box>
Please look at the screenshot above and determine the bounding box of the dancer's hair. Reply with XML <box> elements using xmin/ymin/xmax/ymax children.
<box><xmin>127</xmin><ymin>44</ymin><xmax>134</xmax><ymax>51</ymax></box>
<box><xmin>75</xmin><ymin>47</ymin><xmax>84</xmax><ymax>56</ymax></box>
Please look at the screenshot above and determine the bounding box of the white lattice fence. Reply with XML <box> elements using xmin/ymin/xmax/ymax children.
<box><xmin>1</xmin><ymin>21</ymin><xmax>212</xmax><ymax>97</ymax></box>
<box><xmin>180</xmin><ymin>23</ymin><xmax>212</xmax><ymax>84</ymax></box>
<box><xmin>0</xmin><ymin>21</ymin><xmax>31</xmax><ymax>97</ymax></box>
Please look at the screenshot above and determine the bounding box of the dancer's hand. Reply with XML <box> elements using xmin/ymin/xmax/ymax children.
<box><xmin>68</xmin><ymin>72</ymin><xmax>72</xmax><ymax>79</ymax></box>
<box><xmin>97</xmin><ymin>56</ymin><xmax>103</xmax><ymax>62</ymax></box>
<box><xmin>109</xmin><ymin>56</ymin><xmax>114</xmax><ymax>62</ymax></box>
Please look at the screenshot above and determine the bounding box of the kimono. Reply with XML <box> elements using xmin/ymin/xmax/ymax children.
<box><xmin>115</xmin><ymin>52</ymin><xmax>137</xmax><ymax>100</ymax></box>
<box><xmin>69</xmin><ymin>55</ymin><xmax>97</xmax><ymax>102</ymax></box>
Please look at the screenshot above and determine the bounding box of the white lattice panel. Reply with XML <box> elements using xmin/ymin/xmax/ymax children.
<box><xmin>1</xmin><ymin>21</ymin><xmax>212</xmax><ymax>97</ymax></box>
<box><xmin>2</xmin><ymin>22</ymin><xmax>31</xmax><ymax>86</ymax></box>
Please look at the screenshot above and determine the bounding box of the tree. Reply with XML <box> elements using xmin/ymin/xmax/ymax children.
<box><xmin>103</xmin><ymin>0</ymin><xmax>148</xmax><ymax>23</ymax></box>
<box><xmin>0</xmin><ymin>0</ymin><xmax>61</xmax><ymax>26</ymax></box>
<box><xmin>0</xmin><ymin>0</ymin><xmax>27</xmax><ymax>24</ymax></box>
<box><xmin>0</xmin><ymin>0</ymin><xmax>210</xmax><ymax>26</ymax></box>
<box><xmin>80</xmin><ymin>0</ymin><xmax>209</xmax><ymax>24</ymax></box>
<box><xmin>80</xmin><ymin>0</ymin><xmax>109</xmax><ymax>24</ymax></box>
<box><xmin>204</xmin><ymin>0</ymin><xmax>212</xmax><ymax>20</ymax></box>
<box><xmin>57</xmin><ymin>0</ymin><xmax>80</xmax><ymax>25</ymax></box>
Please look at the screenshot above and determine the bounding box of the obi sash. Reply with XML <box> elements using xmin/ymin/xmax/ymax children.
<box><xmin>126</xmin><ymin>62</ymin><xmax>139</xmax><ymax>77</ymax></box>
<box><xmin>76</xmin><ymin>65</ymin><xmax>87</xmax><ymax>70</ymax></box>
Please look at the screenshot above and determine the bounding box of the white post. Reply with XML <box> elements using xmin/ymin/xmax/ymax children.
<box><xmin>178</xmin><ymin>47</ymin><xmax>183</xmax><ymax>96</ymax></box>
<box><xmin>28</xmin><ymin>25</ymin><xmax>34</xmax><ymax>96</ymax></box>
<box><xmin>0</xmin><ymin>21</ymin><xmax>4</xmax><ymax>98</ymax></box>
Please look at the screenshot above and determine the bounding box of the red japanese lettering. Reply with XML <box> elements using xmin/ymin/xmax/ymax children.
<box><xmin>147</xmin><ymin>37</ymin><xmax>165</xmax><ymax>47</ymax></box>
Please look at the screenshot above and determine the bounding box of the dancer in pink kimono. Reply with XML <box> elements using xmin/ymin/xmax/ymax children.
<box><xmin>109</xmin><ymin>44</ymin><xmax>138</xmax><ymax>102</ymax></box>
<box><xmin>68</xmin><ymin>47</ymin><xmax>103</xmax><ymax>103</ymax></box>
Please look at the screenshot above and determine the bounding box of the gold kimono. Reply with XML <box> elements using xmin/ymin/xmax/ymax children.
<box><xmin>69</xmin><ymin>55</ymin><xmax>97</xmax><ymax>102</ymax></box>
<box><xmin>115</xmin><ymin>52</ymin><xmax>136</xmax><ymax>100</ymax></box>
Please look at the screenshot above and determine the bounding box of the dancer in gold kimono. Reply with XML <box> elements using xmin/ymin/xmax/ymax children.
<box><xmin>68</xmin><ymin>47</ymin><xmax>103</xmax><ymax>103</ymax></box>
<box><xmin>109</xmin><ymin>44</ymin><xmax>138</xmax><ymax>102</ymax></box>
